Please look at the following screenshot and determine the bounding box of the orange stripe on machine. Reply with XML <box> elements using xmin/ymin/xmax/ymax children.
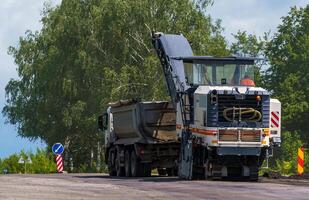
<box><xmin>176</xmin><ymin>124</ymin><xmax>217</xmax><ymax>136</ymax></box>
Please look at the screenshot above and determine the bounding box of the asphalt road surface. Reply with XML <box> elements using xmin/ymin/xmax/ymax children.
<box><xmin>0</xmin><ymin>174</ymin><xmax>309</xmax><ymax>200</ymax></box>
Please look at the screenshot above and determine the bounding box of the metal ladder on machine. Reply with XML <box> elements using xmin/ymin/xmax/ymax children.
<box><xmin>152</xmin><ymin>33</ymin><xmax>194</xmax><ymax>179</ymax></box>
<box><xmin>178</xmin><ymin>92</ymin><xmax>194</xmax><ymax>179</ymax></box>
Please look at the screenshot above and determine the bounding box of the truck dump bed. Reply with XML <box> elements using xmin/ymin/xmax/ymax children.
<box><xmin>110</xmin><ymin>101</ymin><xmax>177</xmax><ymax>143</ymax></box>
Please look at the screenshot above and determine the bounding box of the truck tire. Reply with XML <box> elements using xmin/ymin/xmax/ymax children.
<box><xmin>157</xmin><ymin>168</ymin><xmax>167</xmax><ymax>176</ymax></box>
<box><xmin>142</xmin><ymin>163</ymin><xmax>152</xmax><ymax>177</ymax></box>
<box><xmin>130</xmin><ymin>150</ymin><xmax>142</xmax><ymax>177</ymax></box>
<box><xmin>166</xmin><ymin>168</ymin><xmax>177</xmax><ymax>176</ymax></box>
<box><xmin>125</xmin><ymin>150</ymin><xmax>132</xmax><ymax>177</ymax></box>
<box><xmin>116</xmin><ymin>152</ymin><xmax>125</xmax><ymax>177</ymax></box>
<box><xmin>108</xmin><ymin>150</ymin><xmax>116</xmax><ymax>176</ymax></box>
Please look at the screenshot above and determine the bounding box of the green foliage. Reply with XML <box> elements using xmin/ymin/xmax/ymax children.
<box><xmin>0</xmin><ymin>148</ymin><xmax>56</xmax><ymax>174</ymax></box>
<box><xmin>268</xmin><ymin>6</ymin><xmax>309</xmax><ymax>174</ymax></box>
<box><xmin>2</xmin><ymin>0</ymin><xmax>228</xmax><ymax>169</ymax></box>
<box><xmin>305</xmin><ymin>149</ymin><xmax>309</xmax><ymax>174</ymax></box>
<box><xmin>231</xmin><ymin>5</ymin><xmax>309</xmax><ymax>175</ymax></box>
<box><xmin>275</xmin><ymin>160</ymin><xmax>293</xmax><ymax>176</ymax></box>
<box><xmin>27</xmin><ymin>148</ymin><xmax>57</xmax><ymax>174</ymax></box>
<box><xmin>0</xmin><ymin>153</ymin><xmax>22</xmax><ymax>173</ymax></box>
<box><xmin>230</xmin><ymin>31</ymin><xmax>269</xmax><ymax>86</ymax></box>
<box><xmin>265</xmin><ymin>5</ymin><xmax>309</xmax><ymax>144</ymax></box>
<box><xmin>275</xmin><ymin>131</ymin><xmax>303</xmax><ymax>174</ymax></box>
<box><xmin>231</xmin><ymin>31</ymin><xmax>267</xmax><ymax>58</ymax></box>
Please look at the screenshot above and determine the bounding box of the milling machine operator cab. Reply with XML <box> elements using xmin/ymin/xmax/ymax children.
<box><xmin>183</xmin><ymin>57</ymin><xmax>256</xmax><ymax>87</ymax></box>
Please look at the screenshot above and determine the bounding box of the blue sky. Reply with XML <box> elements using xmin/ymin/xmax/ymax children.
<box><xmin>208</xmin><ymin>0</ymin><xmax>308</xmax><ymax>42</ymax></box>
<box><xmin>0</xmin><ymin>0</ymin><xmax>307</xmax><ymax>158</ymax></box>
<box><xmin>0</xmin><ymin>0</ymin><xmax>61</xmax><ymax>158</ymax></box>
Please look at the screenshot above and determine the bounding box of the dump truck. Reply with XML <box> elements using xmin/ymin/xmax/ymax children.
<box><xmin>98</xmin><ymin>100</ymin><xmax>179</xmax><ymax>177</ymax></box>
<box><xmin>152</xmin><ymin>32</ymin><xmax>281</xmax><ymax>180</ymax></box>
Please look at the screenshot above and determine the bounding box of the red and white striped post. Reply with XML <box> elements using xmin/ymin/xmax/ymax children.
<box><xmin>56</xmin><ymin>154</ymin><xmax>64</xmax><ymax>173</ymax></box>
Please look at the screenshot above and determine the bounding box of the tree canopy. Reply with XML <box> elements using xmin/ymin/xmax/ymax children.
<box><xmin>265</xmin><ymin>5</ymin><xmax>309</xmax><ymax>144</ymax></box>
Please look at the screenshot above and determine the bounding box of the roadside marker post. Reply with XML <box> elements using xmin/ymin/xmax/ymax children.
<box><xmin>56</xmin><ymin>154</ymin><xmax>64</xmax><ymax>172</ymax></box>
<box><xmin>18</xmin><ymin>156</ymin><xmax>32</xmax><ymax>174</ymax></box>
<box><xmin>52</xmin><ymin>143</ymin><xmax>64</xmax><ymax>173</ymax></box>
<box><xmin>298</xmin><ymin>147</ymin><xmax>304</xmax><ymax>175</ymax></box>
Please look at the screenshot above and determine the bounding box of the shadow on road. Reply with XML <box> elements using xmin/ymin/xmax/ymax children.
<box><xmin>74</xmin><ymin>174</ymin><xmax>265</xmax><ymax>183</ymax></box>
<box><xmin>74</xmin><ymin>174</ymin><xmax>183</xmax><ymax>182</ymax></box>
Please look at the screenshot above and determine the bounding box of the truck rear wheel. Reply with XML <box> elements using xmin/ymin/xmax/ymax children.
<box><xmin>116</xmin><ymin>151</ymin><xmax>125</xmax><ymax>177</ymax></box>
<box><xmin>130</xmin><ymin>150</ymin><xmax>142</xmax><ymax>177</ymax></box>
<box><xmin>142</xmin><ymin>163</ymin><xmax>152</xmax><ymax>177</ymax></box>
<box><xmin>157</xmin><ymin>168</ymin><xmax>167</xmax><ymax>176</ymax></box>
<box><xmin>125</xmin><ymin>150</ymin><xmax>132</xmax><ymax>177</ymax></box>
<box><xmin>166</xmin><ymin>168</ymin><xmax>177</xmax><ymax>176</ymax></box>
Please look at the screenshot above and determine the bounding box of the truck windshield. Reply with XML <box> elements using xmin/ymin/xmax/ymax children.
<box><xmin>184</xmin><ymin>61</ymin><xmax>255</xmax><ymax>86</ymax></box>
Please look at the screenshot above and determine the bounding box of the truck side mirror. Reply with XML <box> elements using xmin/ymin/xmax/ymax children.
<box><xmin>98</xmin><ymin>113</ymin><xmax>108</xmax><ymax>131</ymax></box>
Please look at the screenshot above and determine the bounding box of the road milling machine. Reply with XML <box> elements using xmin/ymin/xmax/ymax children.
<box><xmin>152</xmin><ymin>32</ymin><xmax>281</xmax><ymax>180</ymax></box>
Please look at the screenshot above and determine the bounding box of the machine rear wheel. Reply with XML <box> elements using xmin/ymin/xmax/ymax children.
<box><xmin>249</xmin><ymin>157</ymin><xmax>259</xmax><ymax>181</ymax></box>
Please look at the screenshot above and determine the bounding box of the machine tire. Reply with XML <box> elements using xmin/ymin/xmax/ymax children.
<box><xmin>249</xmin><ymin>167</ymin><xmax>259</xmax><ymax>182</ymax></box>
<box><xmin>108</xmin><ymin>149</ymin><xmax>116</xmax><ymax>176</ymax></box>
<box><xmin>125</xmin><ymin>150</ymin><xmax>132</xmax><ymax>177</ymax></box>
<box><xmin>130</xmin><ymin>150</ymin><xmax>141</xmax><ymax>177</ymax></box>
<box><xmin>247</xmin><ymin>156</ymin><xmax>259</xmax><ymax>181</ymax></box>
<box><xmin>115</xmin><ymin>151</ymin><xmax>125</xmax><ymax>177</ymax></box>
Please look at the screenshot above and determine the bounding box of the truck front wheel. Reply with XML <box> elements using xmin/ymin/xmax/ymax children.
<box><xmin>108</xmin><ymin>149</ymin><xmax>116</xmax><ymax>176</ymax></box>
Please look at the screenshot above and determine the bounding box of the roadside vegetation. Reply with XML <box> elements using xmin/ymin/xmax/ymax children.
<box><xmin>1</xmin><ymin>0</ymin><xmax>308</xmax><ymax>175</ymax></box>
<box><xmin>0</xmin><ymin>148</ymin><xmax>56</xmax><ymax>174</ymax></box>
